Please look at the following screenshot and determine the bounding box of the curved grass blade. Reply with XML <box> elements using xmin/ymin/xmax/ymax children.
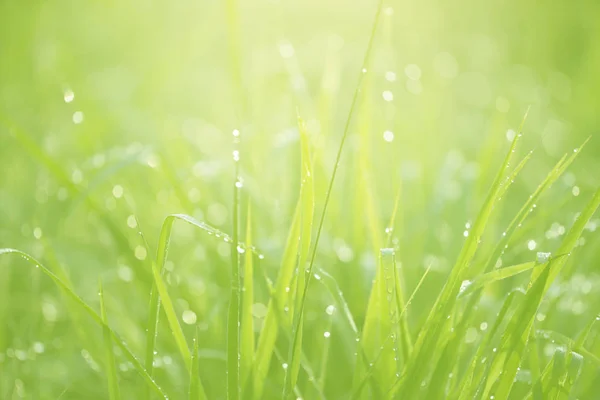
<box><xmin>145</xmin><ymin>213</ymin><xmax>260</xmax><ymax>394</ymax></box>
<box><xmin>315</xmin><ymin>268</ymin><xmax>359</xmax><ymax>335</ymax></box>
<box><xmin>0</xmin><ymin>249</ymin><xmax>168</xmax><ymax>399</ymax></box>
<box><xmin>99</xmin><ymin>280</ymin><xmax>121</xmax><ymax>400</ymax></box>
<box><xmin>3</xmin><ymin>117</ymin><xmax>146</xmax><ymax>278</ymax></box>
<box><xmin>150</xmin><ymin>254</ymin><xmax>191</xmax><ymax>369</ymax></box>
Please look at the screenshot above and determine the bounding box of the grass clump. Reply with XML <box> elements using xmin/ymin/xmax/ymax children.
<box><xmin>1</xmin><ymin>0</ymin><xmax>600</xmax><ymax>399</ymax></box>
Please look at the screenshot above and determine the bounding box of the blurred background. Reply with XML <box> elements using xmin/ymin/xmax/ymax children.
<box><xmin>1</xmin><ymin>0</ymin><xmax>599</xmax><ymax>398</ymax></box>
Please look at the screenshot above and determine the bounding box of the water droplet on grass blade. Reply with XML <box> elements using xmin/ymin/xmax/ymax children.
<box><xmin>537</xmin><ymin>252</ymin><xmax>551</xmax><ymax>263</ymax></box>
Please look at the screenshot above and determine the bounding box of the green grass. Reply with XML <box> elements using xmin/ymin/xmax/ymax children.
<box><xmin>1</xmin><ymin>0</ymin><xmax>600</xmax><ymax>399</ymax></box>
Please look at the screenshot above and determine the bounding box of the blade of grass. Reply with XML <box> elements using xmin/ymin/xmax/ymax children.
<box><xmin>459</xmin><ymin>254</ymin><xmax>568</xmax><ymax>298</ymax></box>
<box><xmin>479</xmin><ymin>187</ymin><xmax>600</xmax><ymax>400</ymax></box>
<box><xmin>459</xmin><ymin>261</ymin><xmax>536</xmax><ymax>297</ymax></box>
<box><xmin>150</xmin><ymin>255</ymin><xmax>191</xmax><ymax>369</ymax></box>
<box><xmin>439</xmin><ymin>137</ymin><xmax>591</xmax><ymax>399</ymax></box>
<box><xmin>145</xmin><ymin>213</ymin><xmax>258</xmax><ymax>395</ymax></box>
<box><xmin>391</xmin><ymin>108</ymin><xmax>530</xmax><ymax>399</ymax></box>
<box><xmin>189</xmin><ymin>329</ymin><xmax>208</xmax><ymax>400</ymax></box>
<box><xmin>227</xmin><ymin>136</ymin><xmax>242</xmax><ymax>400</ymax></box>
<box><xmin>240</xmin><ymin>204</ymin><xmax>255</xmax><ymax>392</ymax></box>
<box><xmin>0</xmin><ymin>248</ymin><xmax>168</xmax><ymax>399</ymax></box>
<box><xmin>532</xmin><ymin>187</ymin><xmax>600</xmax><ymax>289</ymax></box>
<box><xmin>315</xmin><ymin>268</ymin><xmax>359</xmax><ymax>336</ymax></box>
<box><xmin>536</xmin><ymin>330</ymin><xmax>600</xmax><ymax>367</ymax></box>
<box><xmin>253</xmin><ymin>203</ymin><xmax>301</xmax><ymax>399</ymax></box>
<box><xmin>99</xmin><ymin>280</ymin><xmax>121</xmax><ymax>400</ymax></box>
<box><xmin>528</xmin><ymin>330</ymin><xmax>544</xmax><ymax>400</ymax></box>
<box><xmin>352</xmin><ymin>264</ymin><xmax>432</xmax><ymax>399</ymax></box>
<box><xmin>284</xmin><ymin>115</ymin><xmax>315</xmax><ymax>398</ymax></box>
<box><xmin>478</xmin><ymin>261</ymin><xmax>553</xmax><ymax>400</ymax></box>
<box><xmin>287</xmin><ymin>0</ymin><xmax>386</xmax><ymax>396</ymax></box>
<box><xmin>475</xmin><ymin>136</ymin><xmax>590</xmax><ymax>278</ymax></box>
<box><xmin>454</xmin><ymin>288</ymin><xmax>526</xmax><ymax>400</ymax></box>
<box><xmin>353</xmin><ymin>249</ymin><xmax>398</xmax><ymax>398</ymax></box>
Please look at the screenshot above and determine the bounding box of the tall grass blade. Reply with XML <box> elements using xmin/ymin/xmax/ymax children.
<box><xmin>150</xmin><ymin>256</ymin><xmax>191</xmax><ymax>368</ymax></box>
<box><xmin>391</xmin><ymin>109</ymin><xmax>530</xmax><ymax>399</ymax></box>
<box><xmin>145</xmin><ymin>214</ymin><xmax>255</xmax><ymax>396</ymax></box>
<box><xmin>240</xmin><ymin>204</ymin><xmax>255</xmax><ymax>391</ymax></box>
<box><xmin>99</xmin><ymin>280</ymin><xmax>121</xmax><ymax>400</ymax></box>
<box><xmin>284</xmin><ymin>115</ymin><xmax>315</xmax><ymax>398</ymax></box>
<box><xmin>253</xmin><ymin>203</ymin><xmax>301</xmax><ymax>399</ymax></box>
<box><xmin>189</xmin><ymin>330</ymin><xmax>208</xmax><ymax>400</ymax></box>
<box><xmin>479</xmin><ymin>187</ymin><xmax>600</xmax><ymax>400</ymax></box>
<box><xmin>352</xmin><ymin>264</ymin><xmax>432</xmax><ymax>399</ymax></box>
<box><xmin>455</xmin><ymin>288</ymin><xmax>525</xmax><ymax>400</ymax></box>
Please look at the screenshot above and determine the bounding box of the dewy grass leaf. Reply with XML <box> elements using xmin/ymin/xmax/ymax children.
<box><xmin>455</xmin><ymin>288</ymin><xmax>526</xmax><ymax>400</ymax></box>
<box><xmin>227</xmin><ymin>129</ymin><xmax>242</xmax><ymax>400</ymax></box>
<box><xmin>353</xmin><ymin>263</ymin><xmax>432</xmax><ymax>400</ymax></box>
<box><xmin>315</xmin><ymin>268</ymin><xmax>359</xmax><ymax>335</ymax></box>
<box><xmin>284</xmin><ymin>115</ymin><xmax>315</xmax><ymax>398</ymax></box>
<box><xmin>253</xmin><ymin>203</ymin><xmax>301</xmax><ymax>399</ymax></box>
<box><xmin>353</xmin><ymin>249</ymin><xmax>400</xmax><ymax>398</ymax></box>
<box><xmin>391</xmin><ymin>109</ymin><xmax>530</xmax><ymax>399</ymax></box>
<box><xmin>458</xmin><ymin>255</ymin><xmax>566</xmax><ymax>298</ymax></box>
<box><xmin>150</xmin><ymin>254</ymin><xmax>192</xmax><ymax>369</ymax></box>
<box><xmin>479</xmin><ymin>187</ymin><xmax>600</xmax><ymax>400</ymax></box>
<box><xmin>536</xmin><ymin>330</ymin><xmax>600</xmax><ymax>367</ymax></box>
<box><xmin>0</xmin><ymin>249</ymin><xmax>168</xmax><ymax>399</ymax></box>
<box><xmin>99</xmin><ymin>280</ymin><xmax>121</xmax><ymax>400</ymax></box>
<box><xmin>533</xmin><ymin>187</ymin><xmax>600</xmax><ymax>288</ymax></box>
<box><xmin>145</xmin><ymin>214</ymin><xmax>257</xmax><ymax>396</ymax></box>
<box><xmin>475</xmin><ymin>136</ymin><xmax>591</xmax><ymax>278</ymax></box>
<box><xmin>433</xmin><ymin>136</ymin><xmax>592</xmax><ymax>400</ymax></box>
<box><xmin>479</xmin><ymin>261</ymin><xmax>553</xmax><ymax>400</ymax></box>
<box><xmin>240</xmin><ymin>204</ymin><xmax>255</xmax><ymax>392</ymax></box>
<box><xmin>189</xmin><ymin>330</ymin><xmax>208</xmax><ymax>400</ymax></box>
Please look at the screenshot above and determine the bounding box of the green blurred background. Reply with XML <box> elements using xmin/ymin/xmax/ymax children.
<box><xmin>1</xmin><ymin>0</ymin><xmax>599</xmax><ymax>398</ymax></box>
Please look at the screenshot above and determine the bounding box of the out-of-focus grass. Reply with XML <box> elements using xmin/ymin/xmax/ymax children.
<box><xmin>1</xmin><ymin>0</ymin><xmax>600</xmax><ymax>399</ymax></box>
